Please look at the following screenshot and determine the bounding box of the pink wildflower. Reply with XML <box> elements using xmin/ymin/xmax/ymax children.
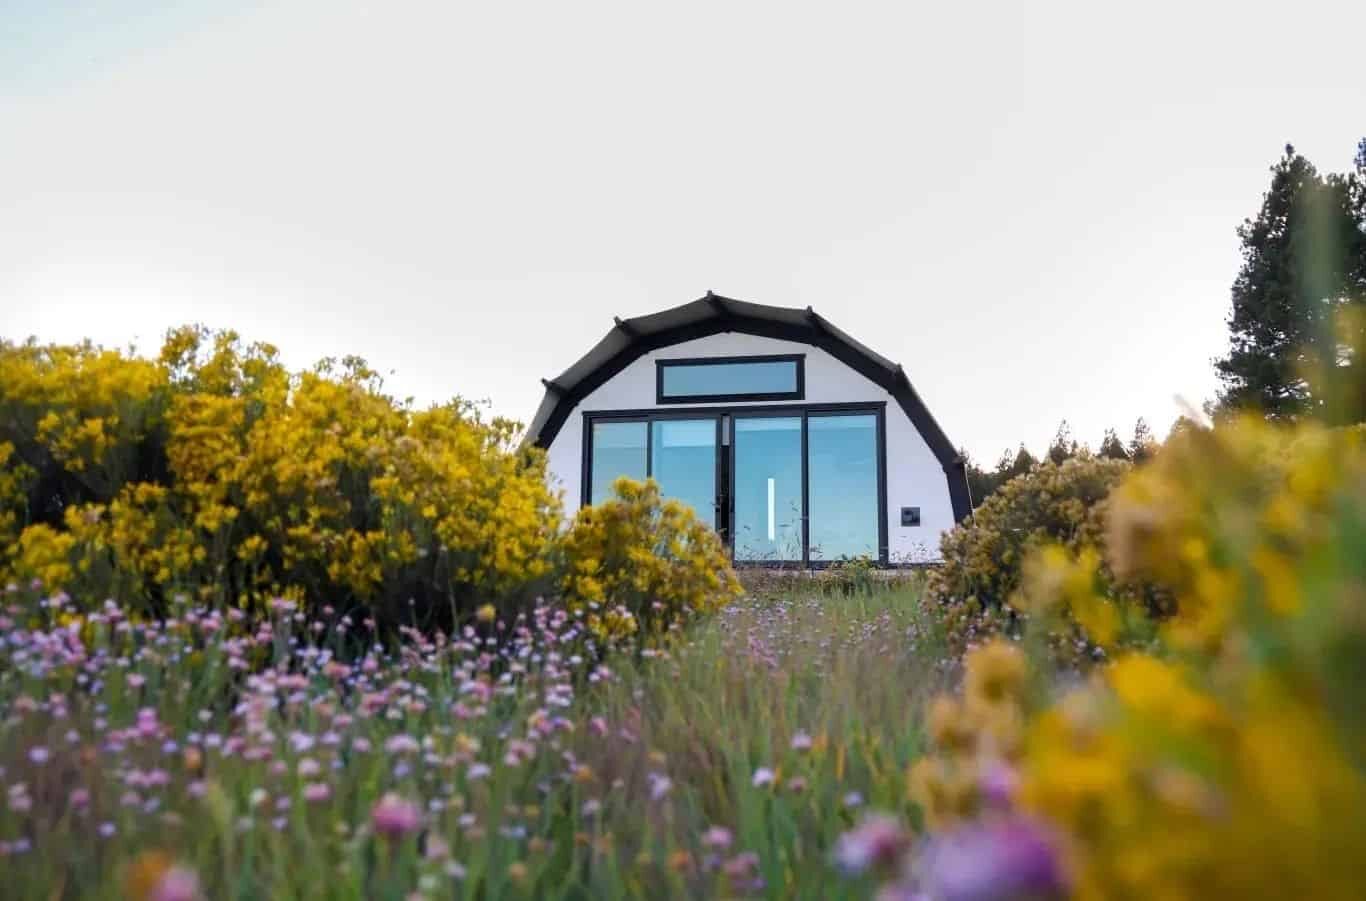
<box><xmin>834</xmin><ymin>813</ymin><xmax>911</xmax><ymax>874</ymax></box>
<box><xmin>702</xmin><ymin>826</ymin><xmax>734</xmax><ymax>850</ymax></box>
<box><xmin>371</xmin><ymin>792</ymin><xmax>422</xmax><ymax>839</ymax></box>
<box><xmin>979</xmin><ymin>760</ymin><xmax>1020</xmax><ymax>811</ymax></box>
<box><xmin>303</xmin><ymin>782</ymin><xmax>332</xmax><ymax>804</ymax></box>
<box><xmin>149</xmin><ymin>866</ymin><xmax>201</xmax><ymax>901</ymax></box>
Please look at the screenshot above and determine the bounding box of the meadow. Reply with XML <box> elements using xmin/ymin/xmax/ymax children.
<box><xmin>0</xmin><ymin>577</ymin><xmax>945</xmax><ymax>900</ymax></box>
<box><xmin>3</xmin><ymin>332</ymin><xmax>1366</xmax><ymax>900</ymax></box>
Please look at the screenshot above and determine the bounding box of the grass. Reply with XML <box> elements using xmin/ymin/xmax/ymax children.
<box><xmin>0</xmin><ymin>578</ymin><xmax>949</xmax><ymax>900</ymax></box>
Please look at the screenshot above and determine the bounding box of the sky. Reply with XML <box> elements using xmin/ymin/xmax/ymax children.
<box><xmin>2</xmin><ymin>0</ymin><xmax>1363</xmax><ymax>463</ymax></box>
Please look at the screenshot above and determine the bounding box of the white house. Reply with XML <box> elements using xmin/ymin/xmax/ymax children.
<box><xmin>526</xmin><ymin>294</ymin><xmax>971</xmax><ymax>564</ymax></box>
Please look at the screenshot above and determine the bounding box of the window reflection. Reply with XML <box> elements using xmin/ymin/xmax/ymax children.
<box><xmin>733</xmin><ymin>417</ymin><xmax>803</xmax><ymax>561</ymax></box>
<box><xmin>808</xmin><ymin>414</ymin><xmax>879</xmax><ymax>560</ymax></box>
<box><xmin>660</xmin><ymin>359</ymin><xmax>799</xmax><ymax>400</ymax></box>
<box><xmin>650</xmin><ymin>419</ymin><xmax>716</xmax><ymax>526</ymax></box>
<box><xmin>589</xmin><ymin>421</ymin><xmax>646</xmax><ymax>504</ymax></box>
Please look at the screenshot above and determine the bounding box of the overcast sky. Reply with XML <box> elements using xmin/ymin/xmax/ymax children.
<box><xmin>2</xmin><ymin>1</ymin><xmax>1362</xmax><ymax>462</ymax></box>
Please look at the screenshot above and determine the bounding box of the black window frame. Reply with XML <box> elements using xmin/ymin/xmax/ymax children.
<box><xmin>655</xmin><ymin>353</ymin><xmax>805</xmax><ymax>405</ymax></box>
<box><xmin>581</xmin><ymin>401</ymin><xmax>887</xmax><ymax>567</ymax></box>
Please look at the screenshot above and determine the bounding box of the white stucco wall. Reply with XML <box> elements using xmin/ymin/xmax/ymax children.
<box><xmin>542</xmin><ymin>332</ymin><xmax>951</xmax><ymax>562</ymax></box>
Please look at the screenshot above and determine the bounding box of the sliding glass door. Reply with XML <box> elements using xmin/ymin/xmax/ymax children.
<box><xmin>585</xmin><ymin>404</ymin><xmax>885</xmax><ymax>564</ymax></box>
<box><xmin>807</xmin><ymin>413</ymin><xmax>880</xmax><ymax>560</ymax></box>
<box><xmin>732</xmin><ymin>416</ymin><xmax>804</xmax><ymax>561</ymax></box>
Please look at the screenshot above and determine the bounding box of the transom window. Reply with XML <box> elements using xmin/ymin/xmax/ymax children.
<box><xmin>656</xmin><ymin>354</ymin><xmax>804</xmax><ymax>404</ymax></box>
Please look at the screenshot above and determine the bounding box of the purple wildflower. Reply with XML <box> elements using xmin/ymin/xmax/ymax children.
<box><xmin>150</xmin><ymin>866</ymin><xmax>201</xmax><ymax>901</ymax></box>
<box><xmin>371</xmin><ymin>792</ymin><xmax>422</xmax><ymax>839</ymax></box>
<box><xmin>702</xmin><ymin>826</ymin><xmax>734</xmax><ymax>850</ymax></box>
<box><xmin>834</xmin><ymin>813</ymin><xmax>911</xmax><ymax>874</ymax></box>
<box><xmin>918</xmin><ymin>817</ymin><xmax>1068</xmax><ymax>901</ymax></box>
<box><xmin>303</xmin><ymin>782</ymin><xmax>332</xmax><ymax>803</ymax></box>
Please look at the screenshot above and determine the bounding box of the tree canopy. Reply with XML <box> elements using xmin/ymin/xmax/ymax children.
<box><xmin>1215</xmin><ymin>141</ymin><xmax>1366</xmax><ymax>424</ymax></box>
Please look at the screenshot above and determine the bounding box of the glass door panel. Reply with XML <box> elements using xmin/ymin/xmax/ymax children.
<box><xmin>808</xmin><ymin>413</ymin><xmax>879</xmax><ymax>560</ymax></box>
<box><xmin>589</xmin><ymin>420</ymin><xmax>647</xmax><ymax>504</ymax></box>
<box><xmin>650</xmin><ymin>418</ymin><xmax>718</xmax><ymax>527</ymax></box>
<box><xmin>733</xmin><ymin>416</ymin><xmax>803</xmax><ymax>561</ymax></box>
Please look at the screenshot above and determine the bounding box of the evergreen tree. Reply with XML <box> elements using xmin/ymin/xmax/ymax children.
<box><xmin>1098</xmin><ymin>427</ymin><xmax>1130</xmax><ymax>460</ymax></box>
<box><xmin>1003</xmin><ymin>444</ymin><xmax>1038</xmax><ymax>477</ymax></box>
<box><xmin>1047</xmin><ymin>420</ymin><xmax>1079</xmax><ymax>465</ymax></box>
<box><xmin>962</xmin><ymin>449</ymin><xmax>994</xmax><ymax>511</ymax></box>
<box><xmin>1128</xmin><ymin>418</ymin><xmax>1156</xmax><ymax>463</ymax></box>
<box><xmin>1167</xmin><ymin>415</ymin><xmax>1200</xmax><ymax>443</ymax></box>
<box><xmin>1215</xmin><ymin>142</ymin><xmax>1366</xmax><ymax>423</ymax></box>
<box><xmin>962</xmin><ymin>443</ymin><xmax>1040</xmax><ymax>509</ymax></box>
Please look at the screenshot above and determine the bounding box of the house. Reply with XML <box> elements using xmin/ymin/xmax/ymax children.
<box><xmin>526</xmin><ymin>293</ymin><xmax>971</xmax><ymax>565</ymax></box>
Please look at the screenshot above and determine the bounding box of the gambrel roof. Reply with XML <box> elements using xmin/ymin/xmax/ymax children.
<box><xmin>527</xmin><ymin>293</ymin><xmax>972</xmax><ymax>520</ymax></box>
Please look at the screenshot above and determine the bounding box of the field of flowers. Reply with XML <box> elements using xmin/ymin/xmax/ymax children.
<box><xmin>3</xmin><ymin>327</ymin><xmax>1365</xmax><ymax>900</ymax></box>
<box><xmin>0</xmin><ymin>576</ymin><xmax>950</xmax><ymax>900</ymax></box>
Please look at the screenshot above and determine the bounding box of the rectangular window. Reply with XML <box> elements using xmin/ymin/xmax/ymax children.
<box><xmin>808</xmin><ymin>413</ymin><xmax>880</xmax><ymax>560</ymax></box>
<box><xmin>732</xmin><ymin>416</ymin><xmax>803</xmax><ymax>561</ymax></box>
<box><xmin>650</xmin><ymin>419</ymin><xmax>717</xmax><ymax>525</ymax></box>
<box><xmin>657</xmin><ymin>355</ymin><xmax>803</xmax><ymax>404</ymax></box>
<box><xmin>589</xmin><ymin>420</ymin><xmax>647</xmax><ymax>504</ymax></box>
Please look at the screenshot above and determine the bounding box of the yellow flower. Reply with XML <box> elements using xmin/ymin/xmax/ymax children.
<box><xmin>1106</xmin><ymin>654</ymin><xmax>1221</xmax><ymax>735</ymax></box>
<box><xmin>964</xmin><ymin>639</ymin><xmax>1028</xmax><ymax>709</ymax></box>
<box><xmin>122</xmin><ymin>850</ymin><xmax>174</xmax><ymax>901</ymax></box>
<box><xmin>926</xmin><ymin>695</ymin><xmax>976</xmax><ymax>755</ymax></box>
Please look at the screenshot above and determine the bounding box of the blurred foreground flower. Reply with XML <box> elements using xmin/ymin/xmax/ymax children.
<box><xmin>124</xmin><ymin>852</ymin><xmax>202</xmax><ymax>901</ymax></box>
<box><xmin>915</xmin><ymin>817</ymin><xmax>1067</xmax><ymax>901</ymax></box>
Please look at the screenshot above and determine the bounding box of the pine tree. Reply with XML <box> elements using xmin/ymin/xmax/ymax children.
<box><xmin>962</xmin><ymin>449</ymin><xmax>993</xmax><ymax>510</ymax></box>
<box><xmin>1167</xmin><ymin>415</ymin><xmax>1200</xmax><ymax>443</ymax></box>
<box><xmin>1003</xmin><ymin>444</ymin><xmax>1038</xmax><ymax>476</ymax></box>
<box><xmin>1047</xmin><ymin>420</ymin><xmax>1078</xmax><ymax>465</ymax></box>
<box><xmin>1098</xmin><ymin>428</ymin><xmax>1130</xmax><ymax>461</ymax></box>
<box><xmin>963</xmin><ymin>444</ymin><xmax>1040</xmax><ymax>508</ymax></box>
<box><xmin>1128</xmin><ymin>418</ymin><xmax>1156</xmax><ymax>463</ymax></box>
<box><xmin>1215</xmin><ymin>142</ymin><xmax>1366</xmax><ymax>423</ymax></box>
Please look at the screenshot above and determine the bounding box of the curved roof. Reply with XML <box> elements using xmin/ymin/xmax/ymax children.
<box><xmin>527</xmin><ymin>292</ymin><xmax>972</xmax><ymax>521</ymax></box>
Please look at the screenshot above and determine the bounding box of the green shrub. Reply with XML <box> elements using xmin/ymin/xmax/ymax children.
<box><xmin>925</xmin><ymin>454</ymin><xmax>1168</xmax><ymax>659</ymax></box>
<box><xmin>557</xmin><ymin>477</ymin><xmax>742</xmax><ymax>642</ymax></box>
<box><xmin>821</xmin><ymin>555</ymin><xmax>880</xmax><ymax>596</ymax></box>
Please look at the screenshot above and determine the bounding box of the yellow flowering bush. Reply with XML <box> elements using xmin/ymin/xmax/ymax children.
<box><xmin>1</xmin><ymin>327</ymin><xmax>561</xmax><ymax>627</ymax></box>
<box><xmin>0</xmin><ymin>338</ymin><xmax>169</xmax><ymax>497</ymax></box>
<box><xmin>0</xmin><ymin>441</ymin><xmax>36</xmax><ymax>550</ymax></box>
<box><xmin>557</xmin><ymin>477</ymin><xmax>741</xmax><ymax>641</ymax></box>
<box><xmin>926</xmin><ymin>455</ymin><xmax>1168</xmax><ymax>661</ymax></box>
<box><xmin>899</xmin><ymin>418</ymin><xmax>1366</xmax><ymax>900</ymax></box>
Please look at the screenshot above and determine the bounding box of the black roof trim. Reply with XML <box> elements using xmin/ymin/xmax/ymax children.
<box><xmin>526</xmin><ymin>293</ymin><xmax>971</xmax><ymax>522</ymax></box>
